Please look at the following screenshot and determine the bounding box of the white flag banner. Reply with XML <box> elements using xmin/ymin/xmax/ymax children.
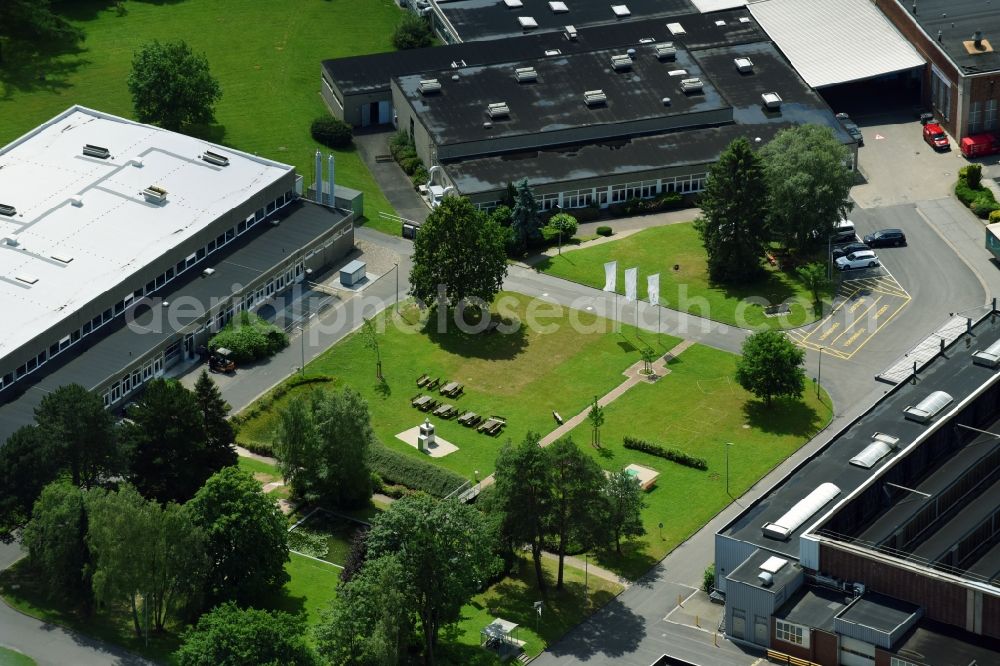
<box><xmin>603</xmin><ymin>261</ymin><xmax>617</xmax><ymax>292</ymax></box>
<box><xmin>624</xmin><ymin>267</ymin><xmax>638</xmax><ymax>303</ymax></box>
<box><xmin>647</xmin><ymin>273</ymin><xmax>660</xmax><ymax>306</ymax></box>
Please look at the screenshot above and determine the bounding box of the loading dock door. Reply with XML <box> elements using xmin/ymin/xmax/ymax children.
<box><xmin>840</xmin><ymin>636</ymin><xmax>875</xmax><ymax>666</ymax></box>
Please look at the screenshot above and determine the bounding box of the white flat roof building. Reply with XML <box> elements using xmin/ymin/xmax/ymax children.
<box><xmin>0</xmin><ymin>106</ymin><xmax>293</xmax><ymax>370</ymax></box>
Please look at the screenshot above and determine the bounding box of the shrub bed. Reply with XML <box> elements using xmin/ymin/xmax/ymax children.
<box><xmin>367</xmin><ymin>444</ymin><xmax>467</xmax><ymax>497</ymax></box>
<box><xmin>209</xmin><ymin>311</ymin><xmax>289</xmax><ymax>364</ymax></box>
<box><xmin>596</xmin><ymin>226</ymin><xmax>613</xmax><ymax>237</ymax></box>
<box><xmin>956</xmin><ymin>165</ymin><xmax>1000</xmax><ymax>219</ymax></box>
<box><xmin>608</xmin><ymin>192</ymin><xmax>684</xmax><ymax>217</ymax></box>
<box><xmin>310</xmin><ymin>116</ymin><xmax>353</xmax><ymax>149</ymax></box>
<box><xmin>622</xmin><ymin>435</ymin><xmax>708</xmax><ymax>471</ymax></box>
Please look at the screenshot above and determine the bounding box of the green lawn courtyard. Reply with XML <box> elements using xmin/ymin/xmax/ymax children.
<box><xmin>536</xmin><ymin>223</ymin><xmax>825</xmax><ymax>330</ymax></box>
<box><xmin>0</xmin><ymin>0</ymin><xmax>401</xmax><ymax>231</ymax></box>
<box><xmin>0</xmin><ymin>647</ymin><xmax>37</xmax><ymax>666</ymax></box>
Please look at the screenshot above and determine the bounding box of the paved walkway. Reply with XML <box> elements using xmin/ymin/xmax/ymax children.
<box><xmin>352</xmin><ymin>130</ymin><xmax>429</xmax><ymax>224</ymax></box>
<box><xmin>539</xmin><ymin>551</ymin><xmax>631</xmax><ymax>588</ymax></box>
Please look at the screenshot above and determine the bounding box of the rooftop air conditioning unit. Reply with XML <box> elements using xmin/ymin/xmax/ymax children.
<box><xmin>83</xmin><ymin>144</ymin><xmax>110</xmax><ymax>159</ymax></box>
<box><xmin>202</xmin><ymin>267</ymin><xmax>216</xmax><ymax>277</ymax></box>
<box><xmin>518</xmin><ymin>16</ymin><xmax>538</xmax><ymax>29</ymax></box>
<box><xmin>680</xmin><ymin>77</ymin><xmax>704</xmax><ymax>93</ymax></box>
<box><xmin>515</xmin><ymin>66</ymin><xmax>538</xmax><ymax>83</ymax></box>
<box><xmin>69</xmin><ymin>195</ymin><xmax>83</xmax><ymax>207</ymax></box>
<box><xmin>611</xmin><ymin>54</ymin><xmax>633</xmax><ymax>71</ymax></box>
<box><xmin>584</xmin><ymin>89</ymin><xmax>608</xmax><ymax>106</ymax></box>
<box><xmin>762</xmin><ymin>92</ymin><xmax>782</xmax><ymax>109</ymax></box>
<box><xmin>418</xmin><ymin>78</ymin><xmax>442</xmax><ymax>94</ymax></box>
<box><xmin>549</xmin><ymin>1</ymin><xmax>568</xmax><ymax>13</ymax></box>
<box><xmin>202</xmin><ymin>150</ymin><xmax>230</xmax><ymax>167</ymax></box>
<box><xmin>487</xmin><ymin>102</ymin><xmax>510</xmax><ymax>119</ymax></box>
<box><xmin>142</xmin><ymin>186</ymin><xmax>168</xmax><ymax>204</ymax></box>
<box><xmin>668</xmin><ymin>69</ymin><xmax>688</xmax><ymax>77</ymax></box>
<box><xmin>735</xmin><ymin>57</ymin><xmax>754</xmax><ymax>73</ymax></box>
<box><xmin>667</xmin><ymin>22</ymin><xmax>686</xmax><ymax>35</ymax></box>
<box><xmin>654</xmin><ymin>42</ymin><xmax>677</xmax><ymax>60</ymax></box>
<box><xmin>611</xmin><ymin>4</ymin><xmax>630</xmax><ymax>17</ymax></box>
<box><xmin>757</xmin><ymin>571</ymin><xmax>773</xmax><ymax>587</ymax></box>
<box><xmin>564</xmin><ymin>24</ymin><xmax>578</xmax><ymax>40</ymax></box>
<box><xmin>0</xmin><ymin>204</ymin><xmax>16</xmax><ymax>217</ymax></box>
<box><xmin>2</xmin><ymin>236</ymin><xmax>18</xmax><ymax>247</ymax></box>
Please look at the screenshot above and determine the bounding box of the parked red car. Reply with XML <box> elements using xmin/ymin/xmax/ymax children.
<box><xmin>923</xmin><ymin>123</ymin><xmax>951</xmax><ymax>151</ymax></box>
<box><xmin>960</xmin><ymin>133</ymin><xmax>1000</xmax><ymax>158</ymax></box>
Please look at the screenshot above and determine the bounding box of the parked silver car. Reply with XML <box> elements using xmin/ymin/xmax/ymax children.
<box><xmin>835</xmin><ymin>249</ymin><xmax>879</xmax><ymax>271</ymax></box>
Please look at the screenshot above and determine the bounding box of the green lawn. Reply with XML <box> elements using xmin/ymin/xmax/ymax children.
<box><xmin>0</xmin><ymin>647</ymin><xmax>37</xmax><ymax>666</ymax></box>
<box><xmin>441</xmin><ymin>555</ymin><xmax>623</xmax><ymax>665</ymax></box>
<box><xmin>264</xmin><ymin>552</ymin><xmax>342</xmax><ymax>630</ymax></box>
<box><xmin>0</xmin><ymin>0</ymin><xmax>400</xmax><ymax>226</ymax></box>
<box><xmin>236</xmin><ymin>293</ymin><xmax>682</xmax><ymax>479</ymax></box>
<box><xmin>568</xmin><ymin>343</ymin><xmax>832</xmax><ymax>578</ymax></box>
<box><xmin>535</xmin><ymin>224</ymin><xmax>822</xmax><ymax>330</ymax></box>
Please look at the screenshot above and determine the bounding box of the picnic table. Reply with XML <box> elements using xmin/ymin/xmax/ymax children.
<box><xmin>478</xmin><ymin>416</ymin><xmax>506</xmax><ymax>436</ymax></box>
<box><xmin>433</xmin><ymin>404</ymin><xmax>456</xmax><ymax>418</ymax></box>
<box><xmin>412</xmin><ymin>395</ymin><xmax>431</xmax><ymax>408</ymax></box>
<box><xmin>440</xmin><ymin>381</ymin><xmax>464</xmax><ymax>397</ymax></box>
<box><xmin>458</xmin><ymin>411</ymin><xmax>480</xmax><ymax>426</ymax></box>
<box><xmin>417</xmin><ymin>373</ymin><xmax>430</xmax><ymax>387</ymax></box>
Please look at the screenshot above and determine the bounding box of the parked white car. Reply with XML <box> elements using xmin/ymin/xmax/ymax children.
<box><xmin>835</xmin><ymin>249</ymin><xmax>879</xmax><ymax>271</ymax></box>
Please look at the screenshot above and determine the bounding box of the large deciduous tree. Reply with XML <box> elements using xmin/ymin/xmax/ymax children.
<box><xmin>175</xmin><ymin>602</ymin><xmax>317</xmax><ymax>666</ymax></box>
<box><xmin>493</xmin><ymin>433</ymin><xmax>552</xmax><ymax>591</ymax></box>
<box><xmin>22</xmin><ymin>481</ymin><xmax>92</xmax><ymax>608</ymax></box>
<box><xmin>760</xmin><ymin>125</ymin><xmax>855</xmax><ymax>251</ymax></box>
<box><xmin>315</xmin><ymin>555</ymin><xmax>409</xmax><ymax>666</ymax></box>
<box><xmin>695</xmin><ymin>137</ymin><xmax>769</xmax><ymax>282</ymax></box>
<box><xmin>35</xmin><ymin>383</ymin><xmax>118</xmax><ymax>489</ymax></box>
<box><xmin>123</xmin><ymin>378</ymin><xmax>230</xmax><ymax>504</ymax></box>
<box><xmin>274</xmin><ymin>388</ymin><xmax>374</xmax><ymax>509</ymax></box>
<box><xmin>86</xmin><ymin>484</ymin><xmax>207</xmax><ymax>635</ymax></box>
<box><xmin>186</xmin><ymin>466</ymin><xmax>289</xmax><ymax>604</ymax></box>
<box><xmin>546</xmin><ymin>438</ymin><xmax>606</xmax><ymax>589</ymax></box>
<box><xmin>603</xmin><ymin>469</ymin><xmax>646</xmax><ymax>554</ymax></box>
<box><xmin>409</xmin><ymin>196</ymin><xmax>508</xmax><ymax>310</ymax></box>
<box><xmin>735</xmin><ymin>330</ymin><xmax>806</xmax><ymax>406</ymax></box>
<box><xmin>127</xmin><ymin>40</ymin><xmax>222</xmax><ymax>131</ymax></box>
<box><xmin>365</xmin><ymin>494</ymin><xmax>499</xmax><ymax>664</ymax></box>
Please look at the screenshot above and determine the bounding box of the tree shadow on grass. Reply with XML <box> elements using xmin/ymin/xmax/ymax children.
<box><xmin>743</xmin><ymin>396</ymin><xmax>823</xmax><ymax>437</ymax></box>
<box><xmin>592</xmin><ymin>540</ymin><xmax>659</xmax><ymax>582</ymax></box>
<box><xmin>423</xmin><ymin>312</ymin><xmax>528</xmax><ymax>361</ymax></box>
<box><xmin>713</xmin><ymin>267</ymin><xmax>801</xmax><ymax>307</ymax></box>
<box><xmin>0</xmin><ymin>48</ymin><xmax>89</xmax><ymax>99</ymax></box>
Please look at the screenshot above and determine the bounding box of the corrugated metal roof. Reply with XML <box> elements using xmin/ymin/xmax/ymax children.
<box><xmin>749</xmin><ymin>0</ymin><xmax>925</xmax><ymax>88</ymax></box>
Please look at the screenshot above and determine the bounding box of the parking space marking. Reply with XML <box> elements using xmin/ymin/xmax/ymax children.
<box><xmin>792</xmin><ymin>268</ymin><xmax>911</xmax><ymax>360</ymax></box>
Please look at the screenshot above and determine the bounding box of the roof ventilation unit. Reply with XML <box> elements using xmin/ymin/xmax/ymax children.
<box><xmin>50</xmin><ymin>254</ymin><xmax>74</xmax><ymax>264</ymax></box>
<box><xmin>202</xmin><ymin>268</ymin><xmax>216</xmax><ymax>277</ymax></box>
<box><xmin>761</xmin><ymin>556</ymin><xmax>788</xmax><ymax>573</ymax></box>
<box><xmin>2</xmin><ymin>236</ymin><xmax>18</xmax><ymax>247</ymax></box>
<box><xmin>739</xmin><ymin>16</ymin><xmax>751</xmax><ymax>23</ymax></box>
<box><xmin>735</xmin><ymin>57</ymin><xmax>754</xmax><ymax>73</ymax></box>
<box><xmin>202</xmin><ymin>150</ymin><xmax>230</xmax><ymax>167</ymax></box>
<box><xmin>69</xmin><ymin>195</ymin><xmax>83</xmax><ymax>207</ymax></box>
<box><xmin>715</xmin><ymin>20</ymin><xmax>726</xmax><ymax>27</ymax></box>
<box><xmin>418</xmin><ymin>78</ymin><xmax>442</xmax><ymax>94</ymax></box>
<box><xmin>972</xmin><ymin>337</ymin><xmax>1000</xmax><ymax>367</ymax></box>
<box><xmin>142</xmin><ymin>186</ymin><xmax>168</xmax><ymax>204</ymax></box>
<box><xmin>667</xmin><ymin>22</ymin><xmax>686</xmax><ymax>35</ymax></box>
<box><xmin>762</xmin><ymin>92</ymin><xmax>782</xmax><ymax>109</ymax></box>
<box><xmin>83</xmin><ymin>144</ymin><xmax>110</xmax><ymax>159</ymax></box>
<box><xmin>639</xmin><ymin>37</ymin><xmax>655</xmax><ymax>44</ymax></box>
<box><xmin>564</xmin><ymin>24</ymin><xmax>578</xmax><ymax>40</ymax></box>
<box><xmin>654</xmin><ymin>42</ymin><xmax>677</xmax><ymax>60</ymax></box>
<box><xmin>611</xmin><ymin>54</ymin><xmax>633</xmax><ymax>71</ymax></box>
<box><xmin>757</xmin><ymin>571</ymin><xmax>773</xmax><ymax>587</ymax></box>
<box><xmin>903</xmin><ymin>390</ymin><xmax>953</xmax><ymax>423</ymax></box>
<box><xmin>515</xmin><ymin>66</ymin><xmax>538</xmax><ymax>83</ymax></box>
<box><xmin>549</xmin><ymin>1</ymin><xmax>568</xmax><ymax>13</ymax></box>
<box><xmin>15</xmin><ymin>274</ymin><xmax>38</xmax><ymax>285</ymax></box>
<box><xmin>451</xmin><ymin>59</ymin><xmax>467</xmax><ymax>68</ymax></box>
<box><xmin>487</xmin><ymin>102</ymin><xmax>510</xmax><ymax>119</ymax></box>
<box><xmin>544</xmin><ymin>49</ymin><xmax>562</xmax><ymax>56</ymax></box>
<box><xmin>611</xmin><ymin>4</ymin><xmax>630</xmax><ymax>17</ymax></box>
<box><xmin>584</xmin><ymin>89</ymin><xmax>608</xmax><ymax>106</ymax></box>
<box><xmin>502</xmin><ymin>0</ymin><xmax>522</xmax><ymax>7</ymax></box>
<box><xmin>668</xmin><ymin>69</ymin><xmax>688</xmax><ymax>77</ymax></box>
<box><xmin>762</xmin><ymin>482</ymin><xmax>841</xmax><ymax>540</ymax></box>
<box><xmin>518</xmin><ymin>16</ymin><xmax>538</xmax><ymax>29</ymax></box>
<box><xmin>850</xmin><ymin>432</ymin><xmax>899</xmax><ymax>469</ymax></box>
<box><xmin>680</xmin><ymin>77</ymin><xmax>704</xmax><ymax>93</ymax></box>
<box><xmin>0</xmin><ymin>204</ymin><xmax>16</xmax><ymax>217</ymax></box>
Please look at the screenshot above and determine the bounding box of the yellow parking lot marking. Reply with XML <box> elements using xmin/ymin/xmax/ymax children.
<box><xmin>817</xmin><ymin>321</ymin><xmax>841</xmax><ymax>342</ymax></box>
<box><xmin>842</xmin><ymin>328</ymin><xmax>867</xmax><ymax>347</ymax></box>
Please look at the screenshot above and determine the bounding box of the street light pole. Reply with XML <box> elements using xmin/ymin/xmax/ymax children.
<box><xmin>394</xmin><ymin>262</ymin><xmax>399</xmax><ymax>314</ymax></box>
<box><xmin>297</xmin><ymin>325</ymin><xmax>305</xmax><ymax>377</ymax></box>
<box><xmin>725</xmin><ymin>442</ymin><xmax>733</xmax><ymax>498</ymax></box>
<box><xmin>817</xmin><ymin>347</ymin><xmax>824</xmax><ymax>397</ymax></box>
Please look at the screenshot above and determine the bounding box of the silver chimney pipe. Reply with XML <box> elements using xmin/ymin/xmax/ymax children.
<box><xmin>327</xmin><ymin>154</ymin><xmax>335</xmax><ymax>207</ymax></box>
<box><xmin>314</xmin><ymin>150</ymin><xmax>322</xmax><ymax>203</ymax></box>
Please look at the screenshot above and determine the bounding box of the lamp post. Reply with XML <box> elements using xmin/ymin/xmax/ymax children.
<box><xmin>725</xmin><ymin>442</ymin><xmax>733</xmax><ymax>498</ymax></box>
<box><xmin>296</xmin><ymin>325</ymin><xmax>305</xmax><ymax>377</ymax></box>
<box><xmin>817</xmin><ymin>347</ymin><xmax>824</xmax><ymax>397</ymax></box>
<box><xmin>394</xmin><ymin>262</ymin><xmax>399</xmax><ymax>314</ymax></box>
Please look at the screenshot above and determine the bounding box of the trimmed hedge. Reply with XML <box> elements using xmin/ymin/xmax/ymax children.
<box><xmin>623</xmin><ymin>435</ymin><xmax>708</xmax><ymax>471</ymax></box>
<box><xmin>596</xmin><ymin>226</ymin><xmax>613</xmax><ymax>237</ymax></box>
<box><xmin>310</xmin><ymin>116</ymin><xmax>353</xmax><ymax>149</ymax></box>
<box><xmin>367</xmin><ymin>444</ymin><xmax>467</xmax><ymax>498</ymax></box>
